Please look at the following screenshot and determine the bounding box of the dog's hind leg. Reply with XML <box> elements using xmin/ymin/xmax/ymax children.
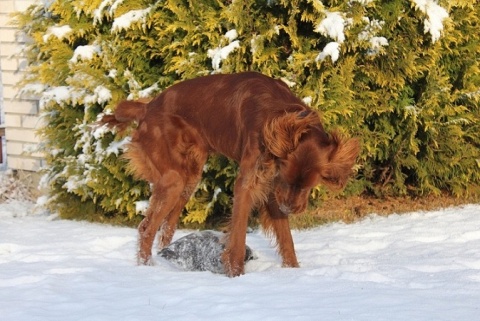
<box><xmin>137</xmin><ymin>170</ymin><xmax>186</xmax><ymax>265</ymax></box>
<box><xmin>134</xmin><ymin>113</ymin><xmax>208</xmax><ymax>265</ymax></box>
<box><xmin>156</xmin><ymin>201</ymin><xmax>185</xmax><ymax>251</ymax></box>
<box><xmin>157</xmin><ymin>147</ymin><xmax>207</xmax><ymax>250</ymax></box>
<box><xmin>157</xmin><ymin>178</ymin><xmax>203</xmax><ymax>250</ymax></box>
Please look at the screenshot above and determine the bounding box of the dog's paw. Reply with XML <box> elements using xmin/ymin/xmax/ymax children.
<box><xmin>222</xmin><ymin>250</ymin><xmax>245</xmax><ymax>277</ymax></box>
<box><xmin>137</xmin><ymin>254</ymin><xmax>154</xmax><ymax>266</ymax></box>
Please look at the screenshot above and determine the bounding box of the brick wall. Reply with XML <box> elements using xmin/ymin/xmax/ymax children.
<box><xmin>0</xmin><ymin>0</ymin><xmax>44</xmax><ymax>171</ymax></box>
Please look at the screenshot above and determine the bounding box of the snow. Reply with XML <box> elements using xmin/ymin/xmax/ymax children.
<box><xmin>280</xmin><ymin>77</ymin><xmax>296</xmax><ymax>88</ymax></box>
<box><xmin>125</xmin><ymin>83</ymin><xmax>159</xmax><ymax>100</ymax></box>
<box><xmin>105</xmin><ymin>136</ymin><xmax>131</xmax><ymax>156</ymax></box>
<box><xmin>70</xmin><ymin>44</ymin><xmax>101</xmax><ymax>63</ymax></box>
<box><xmin>302</xmin><ymin>96</ymin><xmax>313</xmax><ymax>105</ymax></box>
<box><xmin>62</xmin><ymin>175</ymin><xmax>86</xmax><ymax>193</ymax></box>
<box><xmin>42</xmin><ymin>25</ymin><xmax>72</xmax><ymax>42</ymax></box>
<box><xmin>412</xmin><ymin>0</ymin><xmax>449</xmax><ymax>43</ymax></box>
<box><xmin>94</xmin><ymin>0</ymin><xmax>126</xmax><ymax>24</ymax></box>
<box><xmin>250</xmin><ymin>34</ymin><xmax>262</xmax><ymax>54</ymax></box>
<box><xmin>19</xmin><ymin>83</ymin><xmax>45</xmax><ymax>96</ymax></box>
<box><xmin>369</xmin><ymin>36</ymin><xmax>389</xmax><ymax>52</ymax></box>
<box><xmin>135</xmin><ymin>200</ymin><xmax>150</xmax><ymax>214</ymax></box>
<box><xmin>84</xmin><ymin>85</ymin><xmax>112</xmax><ymax>105</ymax></box>
<box><xmin>350</xmin><ymin>0</ymin><xmax>374</xmax><ymax>4</ymax></box>
<box><xmin>316</xmin><ymin>41</ymin><xmax>341</xmax><ymax>63</ymax></box>
<box><xmin>358</xmin><ymin>18</ymin><xmax>389</xmax><ymax>55</ymax></box>
<box><xmin>38</xmin><ymin>82</ymin><xmax>111</xmax><ymax>109</ymax></box>
<box><xmin>107</xmin><ymin>69</ymin><xmax>118</xmax><ymax>79</ymax></box>
<box><xmin>314</xmin><ymin>11</ymin><xmax>348</xmax><ymax>63</ymax></box>
<box><xmin>111</xmin><ymin>8</ymin><xmax>151</xmax><ymax>32</ymax></box>
<box><xmin>207</xmin><ymin>41</ymin><xmax>240</xmax><ymax>72</ymax></box>
<box><xmin>1</xmin><ymin>200</ymin><xmax>480</xmax><ymax>320</ymax></box>
<box><xmin>315</xmin><ymin>11</ymin><xmax>347</xmax><ymax>43</ymax></box>
<box><xmin>138</xmin><ymin>83</ymin><xmax>159</xmax><ymax>99</ymax></box>
<box><xmin>224</xmin><ymin>29</ymin><xmax>238</xmax><ymax>42</ymax></box>
<box><xmin>40</xmin><ymin>86</ymin><xmax>71</xmax><ymax>106</ymax></box>
<box><xmin>207</xmin><ymin>29</ymin><xmax>242</xmax><ymax>71</ymax></box>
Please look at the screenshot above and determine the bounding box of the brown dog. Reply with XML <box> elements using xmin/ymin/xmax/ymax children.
<box><xmin>101</xmin><ymin>72</ymin><xmax>359</xmax><ymax>277</ymax></box>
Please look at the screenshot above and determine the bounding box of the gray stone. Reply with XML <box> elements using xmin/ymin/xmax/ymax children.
<box><xmin>158</xmin><ymin>230</ymin><xmax>255</xmax><ymax>274</ymax></box>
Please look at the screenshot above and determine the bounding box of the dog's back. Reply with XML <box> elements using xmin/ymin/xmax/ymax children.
<box><xmin>141</xmin><ymin>72</ymin><xmax>309</xmax><ymax>160</ymax></box>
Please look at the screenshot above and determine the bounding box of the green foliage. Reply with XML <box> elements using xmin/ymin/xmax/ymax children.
<box><xmin>14</xmin><ymin>0</ymin><xmax>480</xmax><ymax>226</ymax></box>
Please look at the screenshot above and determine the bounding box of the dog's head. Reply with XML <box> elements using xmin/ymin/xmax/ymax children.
<box><xmin>264</xmin><ymin>111</ymin><xmax>360</xmax><ymax>215</ymax></box>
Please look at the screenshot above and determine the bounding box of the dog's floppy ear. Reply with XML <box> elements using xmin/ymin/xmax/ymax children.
<box><xmin>320</xmin><ymin>132</ymin><xmax>360</xmax><ymax>187</ymax></box>
<box><xmin>329</xmin><ymin>132</ymin><xmax>360</xmax><ymax>168</ymax></box>
<box><xmin>263</xmin><ymin>110</ymin><xmax>318</xmax><ymax>158</ymax></box>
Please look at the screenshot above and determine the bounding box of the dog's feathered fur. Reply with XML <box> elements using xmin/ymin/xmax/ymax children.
<box><xmin>101</xmin><ymin>72</ymin><xmax>359</xmax><ymax>277</ymax></box>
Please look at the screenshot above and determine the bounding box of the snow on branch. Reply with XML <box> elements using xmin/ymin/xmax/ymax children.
<box><xmin>207</xmin><ymin>29</ymin><xmax>240</xmax><ymax>72</ymax></box>
<box><xmin>411</xmin><ymin>0</ymin><xmax>449</xmax><ymax>43</ymax></box>
<box><xmin>94</xmin><ymin>0</ymin><xmax>126</xmax><ymax>24</ymax></box>
<box><xmin>314</xmin><ymin>11</ymin><xmax>349</xmax><ymax>63</ymax></box>
<box><xmin>358</xmin><ymin>18</ymin><xmax>389</xmax><ymax>55</ymax></box>
<box><xmin>224</xmin><ymin>29</ymin><xmax>238</xmax><ymax>42</ymax></box>
<box><xmin>42</xmin><ymin>25</ymin><xmax>72</xmax><ymax>42</ymax></box>
<box><xmin>315</xmin><ymin>42</ymin><xmax>340</xmax><ymax>63</ymax></box>
<box><xmin>315</xmin><ymin>11</ymin><xmax>347</xmax><ymax>43</ymax></box>
<box><xmin>112</xmin><ymin>7</ymin><xmax>152</xmax><ymax>32</ymax></box>
<box><xmin>350</xmin><ymin>0</ymin><xmax>375</xmax><ymax>5</ymax></box>
<box><xmin>40</xmin><ymin>86</ymin><xmax>72</xmax><ymax>107</ymax></box>
<box><xmin>70</xmin><ymin>44</ymin><xmax>101</xmax><ymax>63</ymax></box>
<box><xmin>84</xmin><ymin>86</ymin><xmax>112</xmax><ymax>106</ymax></box>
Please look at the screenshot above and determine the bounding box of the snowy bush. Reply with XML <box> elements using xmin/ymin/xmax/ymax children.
<box><xmin>13</xmin><ymin>0</ymin><xmax>480</xmax><ymax>225</ymax></box>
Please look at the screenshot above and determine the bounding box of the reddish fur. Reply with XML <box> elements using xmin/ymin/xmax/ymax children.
<box><xmin>100</xmin><ymin>72</ymin><xmax>359</xmax><ymax>277</ymax></box>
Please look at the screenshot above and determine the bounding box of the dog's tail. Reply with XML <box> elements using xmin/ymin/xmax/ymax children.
<box><xmin>99</xmin><ymin>99</ymin><xmax>149</xmax><ymax>133</ymax></box>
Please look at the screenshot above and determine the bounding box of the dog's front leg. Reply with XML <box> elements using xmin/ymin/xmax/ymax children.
<box><xmin>222</xmin><ymin>171</ymin><xmax>255</xmax><ymax>277</ymax></box>
<box><xmin>261</xmin><ymin>194</ymin><xmax>299</xmax><ymax>268</ymax></box>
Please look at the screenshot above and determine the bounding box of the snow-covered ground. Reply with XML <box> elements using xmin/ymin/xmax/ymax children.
<box><xmin>1</xmin><ymin>200</ymin><xmax>479</xmax><ymax>321</ymax></box>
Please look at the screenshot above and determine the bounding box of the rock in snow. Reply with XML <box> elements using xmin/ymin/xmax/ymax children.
<box><xmin>158</xmin><ymin>230</ymin><xmax>256</xmax><ymax>273</ymax></box>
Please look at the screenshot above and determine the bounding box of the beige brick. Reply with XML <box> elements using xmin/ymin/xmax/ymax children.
<box><xmin>6</xmin><ymin>155</ymin><xmax>43</xmax><ymax>171</ymax></box>
<box><xmin>5</xmin><ymin>127</ymin><xmax>40</xmax><ymax>143</ymax></box>
<box><xmin>24</xmin><ymin>143</ymin><xmax>44</xmax><ymax>158</ymax></box>
<box><xmin>15</xmin><ymin>0</ymin><xmax>38</xmax><ymax>12</ymax></box>
<box><xmin>3</xmin><ymin>84</ymin><xmax>40</xmax><ymax>100</ymax></box>
<box><xmin>18</xmin><ymin>87</ymin><xmax>41</xmax><ymax>100</ymax></box>
<box><xmin>0</xmin><ymin>42</ymin><xmax>23</xmax><ymax>57</ymax></box>
<box><xmin>3</xmin><ymin>100</ymin><xmax>38</xmax><ymax>114</ymax></box>
<box><xmin>5</xmin><ymin>141</ymin><xmax>23</xmax><ymax>155</ymax></box>
<box><xmin>1</xmin><ymin>85</ymin><xmax>20</xmax><ymax>99</ymax></box>
<box><xmin>4</xmin><ymin>113</ymin><xmax>22</xmax><ymax>127</ymax></box>
<box><xmin>0</xmin><ymin>1</ymin><xmax>15</xmax><ymax>14</ymax></box>
<box><xmin>0</xmin><ymin>56</ymin><xmax>28</xmax><ymax>71</ymax></box>
<box><xmin>6</xmin><ymin>141</ymin><xmax>42</xmax><ymax>157</ymax></box>
<box><xmin>0</xmin><ymin>70</ymin><xmax>24</xmax><ymax>86</ymax></box>
<box><xmin>0</xmin><ymin>13</ymin><xmax>11</xmax><ymax>27</ymax></box>
<box><xmin>0</xmin><ymin>28</ymin><xmax>17</xmax><ymax>42</ymax></box>
<box><xmin>21</xmin><ymin>115</ymin><xmax>42</xmax><ymax>129</ymax></box>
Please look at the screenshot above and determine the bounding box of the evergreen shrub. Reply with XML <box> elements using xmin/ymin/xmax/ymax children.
<box><xmin>14</xmin><ymin>0</ymin><xmax>480</xmax><ymax>225</ymax></box>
